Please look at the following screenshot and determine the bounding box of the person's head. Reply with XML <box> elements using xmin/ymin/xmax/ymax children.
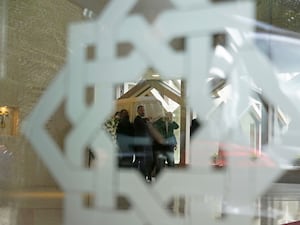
<box><xmin>120</xmin><ymin>109</ymin><xmax>129</xmax><ymax>119</ymax></box>
<box><xmin>166</xmin><ymin>112</ymin><xmax>173</xmax><ymax>121</ymax></box>
<box><xmin>114</xmin><ymin>111</ymin><xmax>120</xmax><ymax>119</ymax></box>
<box><xmin>137</xmin><ymin>105</ymin><xmax>145</xmax><ymax>117</ymax></box>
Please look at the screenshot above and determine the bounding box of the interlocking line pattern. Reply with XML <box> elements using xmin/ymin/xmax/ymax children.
<box><xmin>22</xmin><ymin>0</ymin><xmax>300</xmax><ymax>224</ymax></box>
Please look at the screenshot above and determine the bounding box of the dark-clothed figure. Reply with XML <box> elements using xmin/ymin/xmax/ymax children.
<box><xmin>133</xmin><ymin>105</ymin><xmax>153</xmax><ymax>181</ymax></box>
<box><xmin>153</xmin><ymin>112</ymin><xmax>179</xmax><ymax>175</ymax></box>
<box><xmin>116</xmin><ymin>109</ymin><xmax>134</xmax><ymax>167</ymax></box>
<box><xmin>190</xmin><ymin>118</ymin><xmax>201</xmax><ymax>137</ymax></box>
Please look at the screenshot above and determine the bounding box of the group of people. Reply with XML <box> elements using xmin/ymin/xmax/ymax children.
<box><xmin>115</xmin><ymin>105</ymin><xmax>179</xmax><ymax>182</ymax></box>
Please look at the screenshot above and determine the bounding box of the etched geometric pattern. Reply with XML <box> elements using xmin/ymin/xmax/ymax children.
<box><xmin>21</xmin><ymin>0</ymin><xmax>300</xmax><ymax>224</ymax></box>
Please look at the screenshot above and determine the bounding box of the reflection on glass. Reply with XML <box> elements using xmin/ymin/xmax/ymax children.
<box><xmin>102</xmin><ymin>78</ymin><xmax>185</xmax><ymax>182</ymax></box>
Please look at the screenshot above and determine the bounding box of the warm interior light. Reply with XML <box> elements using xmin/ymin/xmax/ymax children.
<box><xmin>0</xmin><ymin>106</ymin><xmax>9</xmax><ymax>116</ymax></box>
<box><xmin>0</xmin><ymin>106</ymin><xmax>9</xmax><ymax>128</ymax></box>
<box><xmin>151</xmin><ymin>74</ymin><xmax>160</xmax><ymax>77</ymax></box>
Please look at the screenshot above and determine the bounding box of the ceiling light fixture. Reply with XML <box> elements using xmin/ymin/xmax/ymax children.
<box><xmin>0</xmin><ymin>106</ymin><xmax>9</xmax><ymax>128</ymax></box>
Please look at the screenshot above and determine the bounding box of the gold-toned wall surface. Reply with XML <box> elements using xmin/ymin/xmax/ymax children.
<box><xmin>0</xmin><ymin>0</ymin><xmax>83</xmax><ymax>192</ymax></box>
<box><xmin>257</xmin><ymin>0</ymin><xmax>300</xmax><ymax>33</ymax></box>
<box><xmin>0</xmin><ymin>1</ymin><xmax>83</xmax><ymax>224</ymax></box>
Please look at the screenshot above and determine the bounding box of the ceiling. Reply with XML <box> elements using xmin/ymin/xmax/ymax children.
<box><xmin>68</xmin><ymin>0</ymin><xmax>108</xmax><ymax>15</ymax></box>
<box><xmin>68</xmin><ymin>0</ymin><xmax>300</xmax><ymax>75</ymax></box>
<box><xmin>69</xmin><ymin>0</ymin><xmax>300</xmax><ymax>32</ymax></box>
<box><xmin>68</xmin><ymin>0</ymin><xmax>174</xmax><ymax>22</ymax></box>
